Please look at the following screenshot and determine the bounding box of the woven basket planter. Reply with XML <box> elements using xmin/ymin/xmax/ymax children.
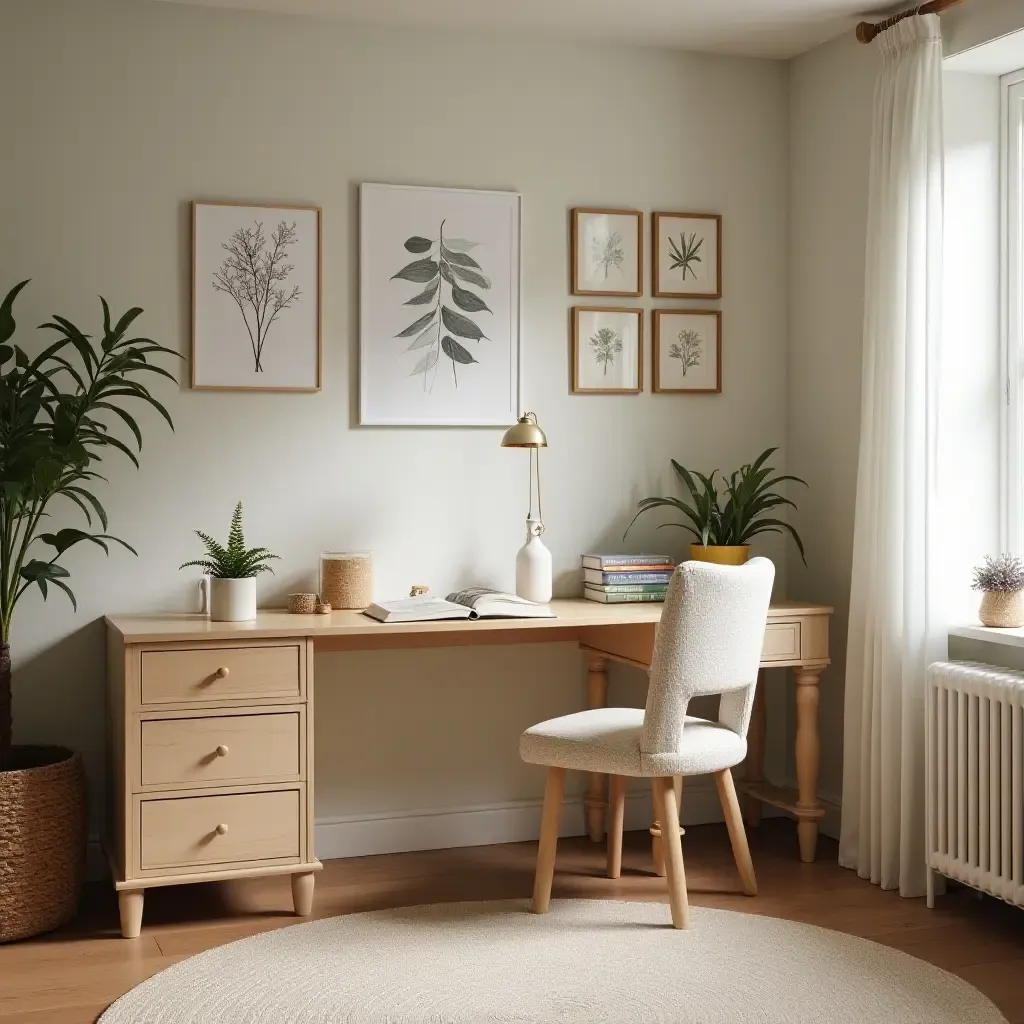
<box><xmin>0</xmin><ymin>746</ymin><xmax>86</xmax><ymax>942</ymax></box>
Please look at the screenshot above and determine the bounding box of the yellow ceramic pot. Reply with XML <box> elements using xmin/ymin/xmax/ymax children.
<box><xmin>688</xmin><ymin>544</ymin><xmax>750</xmax><ymax>566</ymax></box>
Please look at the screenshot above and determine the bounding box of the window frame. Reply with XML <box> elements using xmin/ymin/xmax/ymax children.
<box><xmin>1001</xmin><ymin>70</ymin><xmax>1024</xmax><ymax>553</ymax></box>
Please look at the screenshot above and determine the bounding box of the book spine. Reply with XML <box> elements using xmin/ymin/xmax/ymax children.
<box><xmin>585</xmin><ymin>591</ymin><xmax>666</xmax><ymax>603</ymax></box>
<box><xmin>585</xmin><ymin>583</ymin><xmax>668</xmax><ymax>594</ymax></box>
<box><xmin>584</xmin><ymin>555</ymin><xmax>671</xmax><ymax>568</ymax></box>
<box><xmin>600</xmin><ymin>564</ymin><xmax>675</xmax><ymax>572</ymax></box>
<box><xmin>590</xmin><ymin>572</ymin><xmax>673</xmax><ymax>584</ymax></box>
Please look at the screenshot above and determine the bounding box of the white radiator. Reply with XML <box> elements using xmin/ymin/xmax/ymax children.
<box><xmin>926</xmin><ymin>660</ymin><xmax>1024</xmax><ymax>909</ymax></box>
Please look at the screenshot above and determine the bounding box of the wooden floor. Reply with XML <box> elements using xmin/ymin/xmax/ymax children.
<box><xmin>1</xmin><ymin>820</ymin><xmax>1023</xmax><ymax>1023</ymax></box>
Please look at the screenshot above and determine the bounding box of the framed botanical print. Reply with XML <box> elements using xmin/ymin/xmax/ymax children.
<box><xmin>359</xmin><ymin>183</ymin><xmax>521</xmax><ymax>426</ymax></box>
<box><xmin>653</xmin><ymin>212</ymin><xmax>722</xmax><ymax>299</ymax></box>
<box><xmin>192</xmin><ymin>201</ymin><xmax>322</xmax><ymax>391</ymax></box>
<box><xmin>572</xmin><ymin>306</ymin><xmax>642</xmax><ymax>394</ymax></box>
<box><xmin>653</xmin><ymin>309</ymin><xmax>721</xmax><ymax>393</ymax></box>
<box><xmin>571</xmin><ymin>208</ymin><xmax>643</xmax><ymax>296</ymax></box>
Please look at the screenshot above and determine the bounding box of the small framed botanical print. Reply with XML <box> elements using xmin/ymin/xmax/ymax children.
<box><xmin>653</xmin><ymin>309</ymin><xmax>721</xmax><ymax>393</ymax></box>
<box><xmin>572</xmin><ymin>306</ymin><xmax>643</xmax><ymax>394</ymax></box>
<box><xmin>192</xmin><ymin>201</ymin><xmax>322</xmax><ymax>391</ymax></box>
<box><xmin>653</xmin><ymin>212</ymin><xmax>721</xmax><ymax>299</ymax></box>
<box><xmin>571</xmin><ymin>208</ymin><xmax>643</xmax><ymax>296</ymax></box>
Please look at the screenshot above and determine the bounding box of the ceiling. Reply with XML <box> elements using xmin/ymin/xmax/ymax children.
<box><xmin>153</xmin><ymin>0</ymin><xmax>899</xmax><ymax>59</ymax></box>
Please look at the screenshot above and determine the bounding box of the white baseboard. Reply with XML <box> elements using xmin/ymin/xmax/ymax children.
<box><xmin>312</xmin><ymin>776</ymin><xmax>781</xmax><ymax>861</ymax></box>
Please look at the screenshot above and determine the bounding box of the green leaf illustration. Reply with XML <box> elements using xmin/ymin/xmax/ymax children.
<box><xmin>404</xmin><ymin>236</ymin><xmax>434</xmax><ymax>253</ymax></box>
<box><xmin>411</xmin><ymin>349</ymin><xmax>439</xmax><ymax>376</ymax></box>
<box><xmin>451</xmin><ymin>283</ymin><xmax>491</xmax><ymax>313</ymax></box>
<box><xmin>406</xmin><ymin>326</ymin><xmax>438</xmax><ymax>351</ymax></box>
<box><xmin>441</xmin><ymin>305</ymin><xmax>485</xmax><ymax>341</ymax></box>
<box><xmin>395</xmin><ymin>310</ymin><xmax>436</xmax><ymax>338</ymax></box>
<box><xmin>444</xmin><ymin>238</ymin><xmax>479</xmax><ymax>252</ymax></box>
<box><xmin>403</xmin><ymin>280</ymin><xmax>439</xmax><ymax>306</ymax></box>
<box><xmin>442</xmin><ymin>336</ymin><xmax>477</xmax><ymax>364</ymax></box>
<box><xmin>449</xmin><ymin>264</ymin><xmax>491</xmax><ymax>289</ymax></box>
<box><xmin>442</xmin><ymin>249</ymin><xmax>482</xmax><ymax>270</ymax></box>
<box><xmin>392</xmin><ymin>258</ymin><xmax>439</xmax><ymax>283</ymax></box>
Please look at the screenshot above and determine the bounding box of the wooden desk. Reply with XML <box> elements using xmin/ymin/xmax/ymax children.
<box><xmin>105</xmin><ymin>598</ymin><xmax>830</xmax><ymax>936</ymax></box>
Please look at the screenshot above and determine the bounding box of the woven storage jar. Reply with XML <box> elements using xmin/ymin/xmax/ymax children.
<box><xmin>0</xmin><ymin>745</ymin><xmax>86</xmax><ymax>942</ymax></box>
<box><xmin>319</xmin><ymin>552</ymin><xmax>372</xmax><ymax>610</ymax></box>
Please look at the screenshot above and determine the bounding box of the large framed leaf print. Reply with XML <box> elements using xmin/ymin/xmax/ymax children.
<box><xmin>359</xmin><ymin>183</ymin><xmax>521</xmax><ymax>426</ymax></box>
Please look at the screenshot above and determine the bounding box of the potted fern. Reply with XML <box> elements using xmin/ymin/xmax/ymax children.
<box><xmin>0</xmin><ymin>281</ymin><xmax>178</xmax><ymax>940</ymax></box>
<box><xmin>181</xmin><ymin>502</ymin><xmax>279</xmax><ymax>621</ymax></box>
<box><xmin>626</xmin><ymin>447</ymin><xmax>807</xmax><ymax>565</ymax></box>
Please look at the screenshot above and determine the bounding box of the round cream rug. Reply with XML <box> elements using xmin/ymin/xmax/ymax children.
<box><xmin>101</xmin><ymin>899</ymin><xmax>1006</xmax><ymax>1023</ymax></box>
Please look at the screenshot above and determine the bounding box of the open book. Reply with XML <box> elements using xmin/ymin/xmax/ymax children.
<box><xmin>363</xmin><ymin>588</ymin><xmax>555</xmax><ymax>624</ymax></box>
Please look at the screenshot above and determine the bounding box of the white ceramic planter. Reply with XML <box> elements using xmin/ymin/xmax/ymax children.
<box><xmin>209</xmin><ymin>577</ymin><xmax>257</xmax><ymax>622</ymax></box>
<box><xmin>515</xmin><ymin>517</ymin><xmax>552</xmax><ymax>604</ymax></box>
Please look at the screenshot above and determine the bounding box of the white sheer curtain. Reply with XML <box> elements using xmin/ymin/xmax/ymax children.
<box><xmin>839</xmin><ymin>14</ymin><xmax>945</xmax><ymax>897</ymax></box>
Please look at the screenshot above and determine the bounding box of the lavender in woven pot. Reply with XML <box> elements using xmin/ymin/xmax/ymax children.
<box><xmin>0</xmin><ymin>281</ymin><xmax>179</xmax><ymax>940</ymax></box>
<box><xmin>972</xmin><ymin>554</ymin><xmax>1024</xmax><ymax>629</ymax></box>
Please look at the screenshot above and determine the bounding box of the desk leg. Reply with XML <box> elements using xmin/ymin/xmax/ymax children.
<box><xmin>794</xmin><ymin>667</ymin><xmax>822</xmax><ymax>863</ymax></box>
<box><xmin>584</xmin><ymin>654</ymin><xmax>609</xmax><ymax>842</ymax></box>
<box><xmin>744</xmin><ymin>670</ymin><xmax>767</xmax><ymax>826</ymax></box>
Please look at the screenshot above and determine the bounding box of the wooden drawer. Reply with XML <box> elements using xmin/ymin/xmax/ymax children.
<box><xmin>139</xmin><ymin>789</ymin><xmax>301</xmax><ymax>872</ymax></box>
<box><xmin>141</xmin><ymin>644</ymin><xmax>302</xmax><ymax>706</ymax></box>
<box><xmin>761</xmin><ymin>622</ymin><xmax>801</xmax><ymax>662</ymax></box>
<box><xmin>139</xmin><ymin>711</ymin><xmax>302</xmax><ymax>790</ymax></box>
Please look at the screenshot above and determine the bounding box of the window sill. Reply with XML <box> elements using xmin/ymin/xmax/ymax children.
<box><xmin>948</xmin><ymin>624</ymin><xmax>1024</xmax><ymax>671</ymax></box>
<box><xmin>948</xmin><ymin>624</ymin><xmax>1024</xmax><ymax>649</ymax></box>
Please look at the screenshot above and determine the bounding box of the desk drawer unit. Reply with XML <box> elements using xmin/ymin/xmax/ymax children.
<box><xmin>140</xmin><ymin>643</ymin><xmax>303</xmax><ymax>706</ymax></box>
<box><xmin>139</xmin><ymin>710</ymin><xmax>303</xmax><ymax>789</ymax></box>
<box><xmin>761</xmin><ymin>622</ymin><xmax>801</xmax><ymax>663</ymax></box>
<box><xmin>105</xmin><ymin>629</ymin><xmax>319</xmax><ymax>938</ymax></box>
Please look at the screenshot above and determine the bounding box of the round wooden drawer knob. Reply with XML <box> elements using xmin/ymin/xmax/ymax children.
<box><xmin>215</xmin><ymin>823</ymin><xmax>229</xmax><ymax>836</ymax></box>
<box><xmin>215</xmin><ymin>745</ymin><xmax>229</xmax><ymax>757</ymax></box>
<box><xmin>215</xmin><ymin>666</ymin><xmax>230</xmax><ymax>679</ymax></box>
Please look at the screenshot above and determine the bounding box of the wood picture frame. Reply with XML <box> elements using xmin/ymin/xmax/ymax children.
<box><xmin>652</xmin><ymin>211</ymin><xmax>722</xmax><ymax>299</ymax></box>
<box><xmin>571</xmin><ymin>208</ymin><xmax>643</xmax><ymax>297</ymax></box>
<box><xmin>192</xmin><ymin>201</ymin><xmax>323</xmax><ymax>392</ymax></box>
<box><xmin>653</xmin><ymin>309</ymin><xmax>721</xmax><ymax>393</ymax></box>
<box><xmin>572</xmin><ymin>306</ymin><xmax>643</xmax><ymax>394</ymax></box>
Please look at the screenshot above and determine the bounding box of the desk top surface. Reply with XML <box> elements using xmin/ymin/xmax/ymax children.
<box><xmin>106</xmin><ymin>598</ymin><xmax>833</xmax><ymax>645</ymax></box>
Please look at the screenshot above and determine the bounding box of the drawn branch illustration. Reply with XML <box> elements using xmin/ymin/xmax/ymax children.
<box><xmin>669</xmin><ymin>328</ymin><xmax>701</xmax><ymax>376</ymax></box>
<box><xmin>390</xmin><ymin>222</ymin><xmax>491</xmax><ymax>392</ymax></box>
<box><xmin>589</xmin><ymin>327</ymin><xmax>623</xmax><ymax>376</ymax></box>
<box><xmin>667</xmin><ymin>232</ymin><xmax>703</xmax><ymax>281</ymax></box>
<box><xmin>591</xmin><ymin>231</ymin><xmax>625</xmax><ymax>279</ymax></box>
<box><xmin>212</xmin><ymin>220</ymin><xmax>301</xmax><ymax>372</ymax></box>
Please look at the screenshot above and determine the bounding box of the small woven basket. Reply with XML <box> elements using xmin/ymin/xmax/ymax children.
<box><xmin>0</xmin><ymin>745</ymin><xmax>86</xmax><ymax>942</ymax></box>
<box><xmin>287</xmin><ymin>593</ymin><xmax>318</xmax><ymax>615</ymax></box>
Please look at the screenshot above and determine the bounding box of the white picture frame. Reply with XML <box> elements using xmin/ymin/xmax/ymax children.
<box><xmin>653</xmin><ymin>212</ymin><xmax>722</xmax><ymax>299</ymax></box>
<box><xmin>571</xmin><ymin>208</ymin><xmax>643</xmax><ymax>297</ymax></box>
<box><xmin>192</xmin><ymin>202</ymin><xmax>322</xmax><ymax>391</ymax></box>
<box><xmin>359</xmin><ymin>183</ymin><xmax>521</xmax><ymax>427</ymax></box>
<box><xmin>653</xmin><ymin>309</ymin><xmax>722</xmax><ymax>393</ymax></box>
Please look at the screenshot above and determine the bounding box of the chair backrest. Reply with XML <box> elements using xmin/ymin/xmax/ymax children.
<box><xmin>641</xmin><ymin>556</ymin><xmax>775</xmax><ymax>758</ymax></box>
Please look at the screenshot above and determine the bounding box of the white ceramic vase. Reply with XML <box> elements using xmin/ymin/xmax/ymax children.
<box><xmin>209</xmin><ymin>577</ymin><xmax>257</xmax><ymax>622</ymax></box>
<box><xmin>516</xmin><ymin>517</ymin><xmax>552</xmax><ymax>604</ymax></box>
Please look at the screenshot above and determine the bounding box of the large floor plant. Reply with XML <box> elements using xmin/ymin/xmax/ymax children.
<box><xmin>0</xmin><ymin>281</ymin><xmax>179</xmax><ymax>771</ymax></box>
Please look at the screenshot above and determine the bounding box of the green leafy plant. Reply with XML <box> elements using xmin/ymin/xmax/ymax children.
<box><xmin>972</xmin><ymin>554</ymin><xmax>1024</xmax><ymax>593</ymax></box>
<box><xmin>391</xmin><ymin>222</ymin><xmax>490</xmax><ymax>391</ymax></box>
<box><xmin>669</xmin><ymin>328</ymin><xmax>701</xmax><ymax>377</ymax></box>
<box><xmin>589</xmin><ymin>327</ymin><xmax>623</xmax><ymax>375</ymax></box>
<box><xmin>625</xmin><ymin>447</ymin><xmax>807</xmax><ymax>563</ymax></box>
<box><xmin>591</xmin><ymin>231</ymin><xmax>625</xmax><ymax>279</ymax></box>
<box><xmin>668</xmin><ymin>232</ymin><xmax>703</xmax><ymax>281</ymax></box>
<box><xmin>180</xmin><ymin>502</ymin><xmax>279</xmax><ymax>578</ymax></box>
<box><xmin>0</xmin><ymin>280</ymin><xmax>180</xmax><ymax>770</ymax></box>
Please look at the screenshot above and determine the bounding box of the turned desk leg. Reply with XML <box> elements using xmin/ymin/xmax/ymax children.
<box><xmin>118</xmin><ymin>889</ymin><xmax>144</xmax><ymax>939</ymax></box>
<box><xmin>794</xmin><ymin>667</ymin><xmax>822</xmax><ymax>863</ymax></box>
<box><xmin>291</xmin><ymin>871</ymin><xmax>316</xmax><ymax>917</ymax></box>
<box><xmin>744</xmin><ymin>670</ymin><xmax>767</xmax><ymax>826</ymax></box>
<box><xmin>584</xmin><ymin>654</ymin><xmax>609</xmax><ymax>842</ymax></box>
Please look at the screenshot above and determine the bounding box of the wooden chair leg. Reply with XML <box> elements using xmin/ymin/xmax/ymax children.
<box><xmin>653</xmin><ymin>776</ymin><xmax>689</xmax><ymax>929</ymax></box>
<box><xmin>607</xmin><ymin>775</ymin><xmax>626</xmax><ymax>879</ymax></box>
<box><xmin>531</xmin><ymin>766</ymin><xmax>566</xmax><ymax>914</ymax></box>
<box><xmin>716</xmin><ymin>767</ymin><xmax>758</xmax><ymax>896</ymax></box>
<box><xmin>650</xmin><ymin>776</ymin><xmax>682</xmax><ymax>878</ymax></box>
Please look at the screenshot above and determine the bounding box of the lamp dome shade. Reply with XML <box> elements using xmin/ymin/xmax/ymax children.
<box><xmin>501</xmin><ymin>413</ymin><xmax>547</xmax><ymax>448</ymax></box>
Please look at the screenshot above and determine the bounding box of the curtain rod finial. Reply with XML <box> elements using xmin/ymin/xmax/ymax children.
<box><xmin>856</xmin><ymin>21</ymin><xmax>878</xmax><ymax>43</ymax></box>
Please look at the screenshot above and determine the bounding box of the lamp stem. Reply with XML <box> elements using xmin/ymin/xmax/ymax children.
<box><xmin>534</xmin><ymin>448</ymin><xmax>543</xmax><ymax>525</ymax></box>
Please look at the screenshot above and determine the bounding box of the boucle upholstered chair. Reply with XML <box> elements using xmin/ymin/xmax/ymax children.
<box><xmin>520</xmin><ymin>557</ymin><xmax>775</xmax><ymax>929</ymax></box>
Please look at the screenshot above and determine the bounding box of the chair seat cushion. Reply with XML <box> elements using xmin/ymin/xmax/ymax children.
<box><xmin>519</xmin><ymin>707</ymin><xmax>746</xmax><ymax>778</ymax></box>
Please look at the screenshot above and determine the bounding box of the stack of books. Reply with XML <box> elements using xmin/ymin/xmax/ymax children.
<box><xmin>581</xmin><ymin>553</ymin><xmax>676</xmax><ymax>603</ymax></box>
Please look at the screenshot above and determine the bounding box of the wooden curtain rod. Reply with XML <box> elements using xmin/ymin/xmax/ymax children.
<box><xmin>856</xmin><ymin>0</ymin><xmax>964</xmax><ymax>43</ymax></box>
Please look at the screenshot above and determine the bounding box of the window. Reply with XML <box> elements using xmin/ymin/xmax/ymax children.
<box><xmin>1003</xmin><ymin>70</ymin><xmax>1024</xmax><ymax>552</ymax></box>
